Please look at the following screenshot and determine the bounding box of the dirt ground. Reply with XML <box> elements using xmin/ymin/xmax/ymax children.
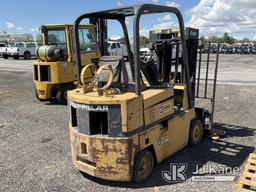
<box><xmin>0</xmin><ymin>55</ymin><xmax>256</xmax><ymax>192</ymax></box>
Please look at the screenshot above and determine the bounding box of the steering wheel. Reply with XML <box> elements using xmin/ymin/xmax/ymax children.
<box><xmin>80</xmin><ymin>64</ymin><xmax>114</xmax><ymax>92</ymax></box>
<box><xmin>80</xmin><ymin>64</ymin><xmax>97</xmax><ymax>86</ymax></box>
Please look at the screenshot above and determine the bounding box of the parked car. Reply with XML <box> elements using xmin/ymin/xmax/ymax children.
<box><xmin>251</xmin><ymin>45</ymin><xmax>256</xmax><ymax>54</ymax></box>
<box><xmin>237</xmin><ymin>45</ymin><xmax>250</xmax><ymax>54</ymax></box>
<box><xmin>236</xmin><ymin>45</ymin><xmax>242</xmax><ymax>54</ymax></box>
<box><xmin>220</xmin><ymin>44</ymin><xmax>228</xmax><ymax>54</ymax></box>
<box><xmin>107</xmin><ymin>41</ymin><xmax>128</xmax><ymax>60</ymax></box>
<box><xmin>140</xmin><ymin>47</ymin><xmax>151</xmax><ymax>55</ymax></box>
<box><xmin>140</xmin><ymin>47</ymin><xmax>154</xmax><ymax>61</ymax></box>
<box><xmin>231</xmin><ymin>45</ymin><xmax>237</xmax><ymax>54</ymax></box>
<box><xmin>220</xmin><ymin>44</ymin><xmax>234</xmax><ymax>54</ymax></box>
<box><xmin>4</xmin><ymin>42</ymin><xmax>37</xmax><ymax>60</ymax></box>
<box><xmin>0</xmin><ymin>43</ymin><xmax>7</xmax><ymax>58</ymax></box>
<box><xmin>210</xmin><ymin>44</ymin><xmax>218</xmax><ymax>54</ymax></box>
<box><xmin>201</xmin><ymin>44</ymin><xmax>210</xmax><ymax>53</ymax></box>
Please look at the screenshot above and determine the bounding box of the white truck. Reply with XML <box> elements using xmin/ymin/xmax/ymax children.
<box><xmin>107</xmin><ymin>40</ymin><xmax>128</xmax><ymax>60</ymax></box>
<box><xmin>0</xmin><ymin>43</ymin><xmax>7</xmax><ymax>58</ymax></box>
<box><xmin>4</xmin><ymin>42</ymin><xmax>37</xmax><ymax>60</ymax></box>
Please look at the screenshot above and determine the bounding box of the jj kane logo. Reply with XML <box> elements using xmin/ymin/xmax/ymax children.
<box><xmin>161</xmin><ymin>163</ymin><xmax>239</xmax><ymax>182</ymax></box>
<box><xmin>162</xmin><ymin>163</ymin><xmax>188</xmax><ymax>182</ymax></box>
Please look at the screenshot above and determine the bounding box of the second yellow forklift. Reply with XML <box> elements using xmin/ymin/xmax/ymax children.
<box><xmin>33</xmin><ymin>24</ymin><xmax>101</xmax><ymax>104</ymax></box>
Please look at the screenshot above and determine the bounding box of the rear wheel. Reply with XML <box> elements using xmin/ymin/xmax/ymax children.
<box><xmin>3</xmin><ymin>55</ymin><xmax>8</xmax><ymax>59</ymax></box>
<box><xmin>56</xmin><ymin>85</ymin><xmax>73</xmax><ymax>105</ymax></box>
<box><xmin>133</xmin><ymin>149</ymin><xmax>154</xmax><ymax>182</ymax></box>
<box><xmin>24</xmin><ymin>52</ymin><xmax>31</xmax><ymax>60</ymax></box>
<box><xmin>189</xmin><ymin>119</ymin><xmax>203</xmax><ymax>146</ymax></box>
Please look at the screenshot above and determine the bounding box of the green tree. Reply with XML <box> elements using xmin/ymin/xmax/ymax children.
<box><xmin>242</xmin><ymin>38</ymin><xmax>250</xmax><ymax>43</ymax></box>
<box><xmin>223</xmin><ymin>32</ymin><xmax>233</xmax><ymax>44</ymax></box>
<box><xmin>208</xmin><ymin>36</ymin><xmax>221</xmax><ymax>43</ymax></box>
<box><xmin>200</xmin><ymin>35</ymin><xmax>206</xmax><ymax>43</ymax></box>
<box><xmin>201</xmin><ymin>33</ymin><xmax>237</xmax><ymax>44</ymax></box>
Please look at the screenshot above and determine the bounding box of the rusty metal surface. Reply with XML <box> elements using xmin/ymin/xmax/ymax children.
<box><xmin>70</xmin><ymin>127</ymin><xmax>136</xmax><ymax>181</ymax></box>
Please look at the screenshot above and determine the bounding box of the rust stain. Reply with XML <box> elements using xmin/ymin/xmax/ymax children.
<box><xmin>71</xmin><ymin>130</ymin><xmax>133</xmax><ymax>180</ymax></box>
<box><xmin>96</xmin><ymin>166</ymin><xmax>119</xmax><ymax>175</ymax></box>
<box><xmin>93</xmin><ymin>138</ymin><xmax>132</xmax><ymax>178</ymax></box>
<box><xmin>116</xmin><ymin>157</ymin><xmax>129</xmax><ymax>164</ymax></box>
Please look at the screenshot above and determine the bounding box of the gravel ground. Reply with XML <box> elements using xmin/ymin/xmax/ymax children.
<box><xmin>0</xmin><ymin>55</ymin><xmax>256</xmax><ymax>192</ymax></box>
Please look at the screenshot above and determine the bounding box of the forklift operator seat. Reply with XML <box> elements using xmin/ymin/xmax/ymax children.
<box><xmin>98</xmin><ymin>56</ymin><xmax>129</xmax><ymax>89</ymax></box>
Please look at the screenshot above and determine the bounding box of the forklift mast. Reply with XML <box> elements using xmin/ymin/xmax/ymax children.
<box><xmin>147</xmin><ymin>27</ymin><xmax>219</xmax><ymax>130</ymax></box>
<box><xmin>147</xmin><ymin>27</ymin><xmax>199</xmax><ymax>100</ymax></box>
<box><xmin>89</xmin><ymin>18</ymin><xmax>108</xmax><ymax>56</ymax></box>
<box><xmin>186</xmin><ymin>27</ymin><xmax>199</xmax><ymax>99</ymax></box>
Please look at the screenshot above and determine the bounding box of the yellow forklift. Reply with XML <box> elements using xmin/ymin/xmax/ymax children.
<box><xmin>68</xmin><ymin>4</ymin><xmax>218</xmax><ymax>182</ymax></box>
<box><xmin>33</xmin><ymin>24</ymin><xmax>101</xmax><ymax>104</ymax></box>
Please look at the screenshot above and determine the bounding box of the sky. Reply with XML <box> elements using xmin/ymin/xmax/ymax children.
<box><xmin>1</xmin><ymin>0</ymin><xmax>256</xmax><ymax>40</ymax></box>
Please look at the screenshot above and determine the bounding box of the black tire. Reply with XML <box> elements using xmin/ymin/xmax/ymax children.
<box><xmin>56</xmin><ymin>85</ymin><xmax>73</xmax><ymax>105</ymax></box>
<box><xmin>3</xmin><ymin>55</ymin><xmax>8</xmax><ymax>59</ymax></box>
<box><xmin>13</xmin><ymin>55</ymin><xmax>19</xmax><ymax>60</ymax></box>
<box><xmin>24</xmin><ymin>52</ymin><xmax>31</xmax><ymax>60</ymax></box>
<box><xmin>189</xmin><ymin>119</ymin><xmax>203</xmax><ymax>146</ymax></box>
<box><xmin>133</xmin><ymin>149</ymin><xmax>154</xmax><ymax>182</ymax></box>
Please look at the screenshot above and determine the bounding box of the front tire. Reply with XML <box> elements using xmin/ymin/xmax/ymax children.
<box><xmin>133</xmin><ymin>149</ymin><xmax>154</xmax><ymax>182</ymax></box>
<box><xmin>189</xmin><ymin>119</ymin><xmax>203</xmax><ymax>146</ymax></box>
<box><xmin>3</xmin><ymin>55</ymin><xmax>8</xmax><ymax>59</ymax></box>
<box><xmin>24</xmin><ymin>52</ymin><xmax>31</xmax><ymax>60</ymax></box>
